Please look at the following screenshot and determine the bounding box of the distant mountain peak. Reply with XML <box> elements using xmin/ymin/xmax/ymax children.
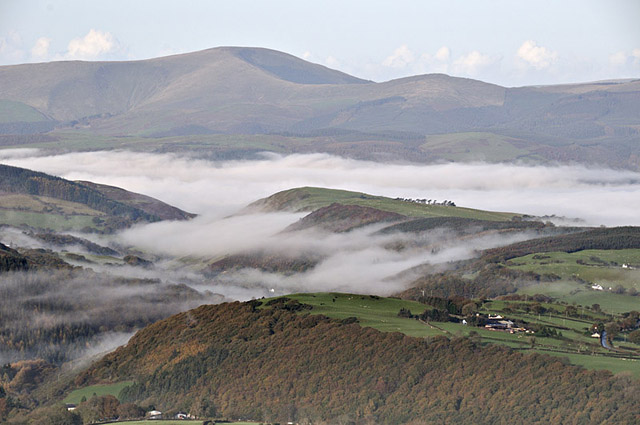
<box><xmin>222</xmin><ymin>46</ymin><xmax>371</xmax><ymax>85</ymax></box>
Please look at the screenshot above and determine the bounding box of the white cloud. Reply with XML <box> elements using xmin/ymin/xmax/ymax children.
<box><xmin>66</xmin><ymin>29</ymin><xmax>116</xmax><ymax>60</ymax></box>
<box><xmin>382</xmin><ymin>44</ymin><xmax>415</xmax><ymax>68</ymax></box>
<box><xmin>325</xmin><ymin>55</ymin><xmax>340</xmax><ymax>68</ymax></box>
<box><xmin>0</xmin><ymin>30</ymin><xmax>25</xmax><ymax>63</ymax></box>
<box><xmin>435</xmin><ymin>46</ymin><xmax>450</xmax><ymax>62</ymax></box>
<box><xmin>31</xmin><ymin>37</ymin><xmax>51</xmax><ymax>61</ymax></box>
<box><xmin>302</xmin><ymin>51</ymin><xmax>312</xmax><ymax>60</ymax></box>
<box><xmin>607</xmin><ymin>49</ymin><xmax>640</xmax><ymax>68</ymax></box>
<box><xmin>452</xmin><ymin>50</ymin><xmax>493</xmax><ymax>75</ymax></box>
<box><xmin>517</xmin><ymin>40</ymin><xmax>558</xmax><ymax>70</ymax></box>
<box><xmin>609</xmin><ymin>51</ymin><xmax>627</xmax><ymax>66</ymax></box>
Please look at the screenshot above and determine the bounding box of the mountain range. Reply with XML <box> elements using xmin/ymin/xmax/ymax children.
<box><xmin>0</xmin><ymin>46</ymin><xmax>638</xmax><ymax>167</ymax></box>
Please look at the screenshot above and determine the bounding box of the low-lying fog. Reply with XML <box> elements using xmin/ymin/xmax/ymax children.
<box><xmin>3</xmin><ymin>149</ymin><xmax>640</xmax><ymax>226</ymax></box>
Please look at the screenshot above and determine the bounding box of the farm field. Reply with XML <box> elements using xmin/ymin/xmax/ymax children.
<box><xmin>420</xmin><ymin>131</ymin><xmax>533</xmax><ymax>162</ymax></box>
<box><xmin>278</xmin><ymin>292</ymin><xmax>640</xmax><ymax>376</ymax></box>
<box><xmin>0</xmin><ymin>209</ymin><xmax>99</xmax><ymax>231</ymax></box>
<box><xmin>63</xmin><ymin>381</ymin><xmax>133</xmax><ymax>404</ymax></box>
<box><xmin>506</xmin><ymin>249</ymin><xmax>640</xmax><ymax>313</ymax></box>
<box><xmin>272</xmin><ymin>293</ymin><xmax>444</xmax><ymax>338</ymax></box>
<box><xmin>116</xmin><ymin>422</ymin><xmax>203</xmax><ymax>425</ymax></box>
<box><xmin>517</xmin><ymin>281</ymin><xmax>640</xmax><ymax>314</ymax></box>
<box><xmin>508</xmin><ymin>249</ymin><xmax>640</xmax><ymax>289</ymax></box>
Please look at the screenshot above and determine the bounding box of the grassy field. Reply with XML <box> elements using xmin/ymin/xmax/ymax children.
<box><xmin>0</xmin><ymin>194</ymin><xmax>106</xmax><ymax>216</ymax></box>
<box><xmin>0</xmin><ymin>130</ymin><xmax>296</xmax><ymax>155</ymax></box>
<box><xmin>517</xmin><ymin>281</ymin><xmax>640</xmax><ymax>314</ymax></box>
<box><xmin>259</xmin><ymin>187</ymin><xmax>518</xmax><ymax>221</ymax></box>
<box><xmin>0</xmin><ymin>192</ymin><xmax>108</xmax><ymax>231</ymax></box>
<box><xmin>277</xmin><ymin>293</ymin><xmax>444</xmax><ymax>338</ymax></box>
<box><xmin>277</xmin><ymin>292</ymin><xmax>640</xmax><ymax>377</ymax></box>
<box><xmin>0</xmin><ymin>100</ymin><xmax>47</xmax><ymax>123</ymax></box>
<box><xmin>115</xmin><ymin>422</ymin><xmax>203</xmax><ymax>425</ymax></box>
<box><xmin>506</xmin><ymin>249</ymin><xmax>640</xmax><ymax>313</ymax></box>
<box><xmin>63</xmin><ymin>381</ymin><xmax>133</xmax><ymax>404</ymax></box>
<box><xmin>0</xmin><ymin>209</ymin><xmax>100</xmax><ymax>232</ymax></box>
<box><xmin>509</xmin><ymin>249</ymin><xmax>640</xmax><ymax>289</ymax></box>
<box><xmin>544</xmin><ymin>351</ymin><xmax>640</xmax><ymax>376</ymax></box>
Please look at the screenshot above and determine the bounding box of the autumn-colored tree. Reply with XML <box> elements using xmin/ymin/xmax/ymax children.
<box><xmin>76</xmin><ymin>301</ymin><xmax>640</xmax><ymax>424</ymax></box>
<box><xmin>27</xmin><ymin>405</ymin><xmax>82</xmax><ymax>425</ymax></box>
<box><xmin>76</xmin><ymin>394</ymin><xmax>120</xmax><ymax>423</ymax></box>
<box><xmin>116</xmin><ymin>402</ymin><xmax>145</xmax><ymax>419</ymax></box>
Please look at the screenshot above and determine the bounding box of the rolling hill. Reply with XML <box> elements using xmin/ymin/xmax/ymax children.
<box><xmin>0</xmin><ymin>163</ymin><xmax>194</xmax><ymax>232</ymax></box>
<box><xmin>245</xmin><ymin>186</ymin><xmax>519</xmax><ymax>221</ymax></box>
<box><xmin>0</xmin><ymin>47</ymin><xmax>638</xmax><ymax>168</ymax></box>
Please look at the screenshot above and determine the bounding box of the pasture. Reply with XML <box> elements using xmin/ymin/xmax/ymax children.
<box><xmin>278</xmin><ymin>292</ymin><xmax>640</xmax><ymax>376</ymax></box>
<box><xmin>63</xmin><ymin>381</ymin><xmax>133</xmax><ymax>404</ymax></box>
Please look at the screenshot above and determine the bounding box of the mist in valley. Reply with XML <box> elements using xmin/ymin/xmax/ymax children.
<box><xmin>3</xmin><ymin>149</ymin><xmax>640</xmax><ymax>225</ymax></box>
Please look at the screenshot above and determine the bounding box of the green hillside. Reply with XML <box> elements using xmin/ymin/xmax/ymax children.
<box><xmin>285</xmin><ymin>202</ymin><xmax>407</xmax><ymax>232</ymax></box>
<box><xmin>507</xmin><ymin>249</ymin><xmax>640</xmax><ymax>313</ymax></box>
<box><xmin>63</xmin><ymin>381</ymin><xmax>133</xmax><ymax>405</ymax></box>
<box><xmin>246</xmin><ymin>186</ymin><xmax>519</xmax><ymax>221</ymax></box>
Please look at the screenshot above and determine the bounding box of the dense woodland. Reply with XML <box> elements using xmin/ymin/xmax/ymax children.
<box><xmin>2</xmin><ymin>183</ymin><xmax>640</xmax><ymax>423</ymax></box>
<box><xmin>0</xmin><ymin>243</ymin><xmax>29</xmax><ymax>272</ymax></box>
<box><xmin>207</xmin><ymin>251</ymin><xmax>319</xmax><ymax>275</ymax></box>
<box><xmin>377</xmin><ymin>216</ymin><xmax>553</xmax><ymax>235</ymax></box>
<box><xmin>74</xmin><ymin>301</ymin><xmax>640</xmax><ymax>425</ymax></box>
<box><xmin>481</xmin><ymin>226</ymin><xmax>640</xmax><ymax>263</ymax></box>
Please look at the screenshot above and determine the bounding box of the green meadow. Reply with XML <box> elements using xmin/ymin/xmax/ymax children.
<box><xmin>63</xmin><ymin>381</ymin><xmax>133</xmax><ymax>405</ymax></box>
<box><xmin>268</xmin><ymin>186</ymin><xmax>518</xmax><ymax>221</ymax></box>
<box><xmin>276</xmin><ymin>292</ymin><xmax>640</xmax><ymax>377</ymax></box>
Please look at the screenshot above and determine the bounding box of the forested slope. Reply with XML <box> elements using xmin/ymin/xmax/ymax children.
<box><xmin>482</xmin><ymin>226</ymin><xmax>640</xmax><ymax>262</ymax></box>
<box><xmin>80</xmin><ymin>301</ymin><xmax>640</xmax><ymax>424</ymax></box>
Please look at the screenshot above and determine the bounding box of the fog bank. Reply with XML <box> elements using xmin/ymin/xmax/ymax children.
<box><xmin>2</xmin><ymin>150</ymin><xmax>639</xmax><ymax>225</ymax></box>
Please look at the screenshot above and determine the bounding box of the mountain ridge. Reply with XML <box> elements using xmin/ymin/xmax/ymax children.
<box><xmin>1</xmin><ymin>46</ymin><xmax>639</xmax><ymax>168</ymax></box>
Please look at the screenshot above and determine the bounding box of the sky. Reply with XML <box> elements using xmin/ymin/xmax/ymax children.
<box><xmin>1</xmin><ymin>0</ymin><xmax>639</xmax><ymax>86</ymax></box>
